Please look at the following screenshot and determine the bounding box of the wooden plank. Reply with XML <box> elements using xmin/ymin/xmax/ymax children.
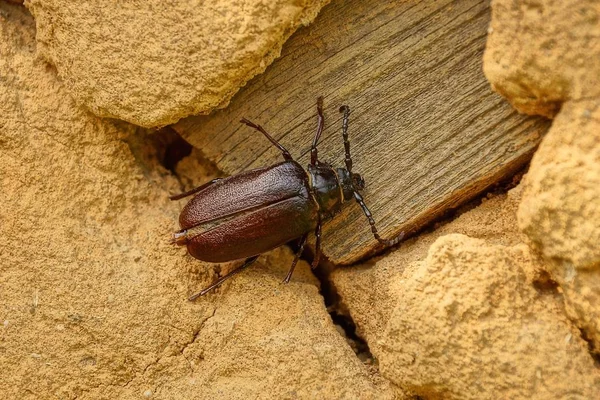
<box><xmin>173</xmin><ymin>0</ymin><xmax>549</xmax><ymax>265</ymax></box>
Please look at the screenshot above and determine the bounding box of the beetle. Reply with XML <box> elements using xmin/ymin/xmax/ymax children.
<box><xmin>171</xmin><ymin>98</ymin><xmax>404</xmax><ymax>300</ymax></box>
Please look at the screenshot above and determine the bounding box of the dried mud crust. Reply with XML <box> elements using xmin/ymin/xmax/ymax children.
<box><xmin>332</xmin><ymin>185</ymin><xmax>600</xmax><ymax>399</ymax></box>
<box><xmin>25</xmin><ymin>0</ymin><xmax>331</xmax><ymax>127</ymax></box>
<box><xmin>485</xmin><ymin>0</ymin><xmax>600</xmax><ymax>353</ymax></box>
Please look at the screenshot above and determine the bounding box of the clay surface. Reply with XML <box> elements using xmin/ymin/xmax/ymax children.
<box><xmin>25</xmin><ymin>0</ymin><xmax>330</xmax><ymax>127</ymax></box>
<box><xmin>333</xmin><ymin>187</ymin><xmax>600</xmax><ymax>399</ymax></box>
<box><xmin>381</xmin><ymin>234</ymin><xmax>600</xmax><ymax>399</ymax></box>
<box><xmin>519</xmin><ymin>100</ymin><xmax>600</xmax><ymax>349</ymax></box>
<box><xmin>0</xmin><ymin>4</ymin><xmax>391</xmax><ymax>399</ymax></box>
<box><xmin>485</xmin><ymin>0</ymin><xmax>600</xmax><ymax>352</ymax></box>
<box><xmin>483</xmin><ymin>0</ymin><xmax>600</xmax><ymax>117</ymax></box>
<box><xmin>332</xmin><ymin>186</ymin><xmax>526</xmax><ymax>357</ymax></box>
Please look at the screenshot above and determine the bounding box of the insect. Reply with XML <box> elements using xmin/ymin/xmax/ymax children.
<box><xmin>171</xmin><ymin>98</ymin><xmax>404</xmax><ymax>300</ymax></box>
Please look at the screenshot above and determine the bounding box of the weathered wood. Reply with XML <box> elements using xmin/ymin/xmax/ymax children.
<box><xmin>173</xmin><ymin>0</ymin><xmax>549</xmax><ymax>265</ymax></box>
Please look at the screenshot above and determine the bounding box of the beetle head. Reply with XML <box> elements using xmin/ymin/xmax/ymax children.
<box><xmin>352</xmin><ymin>173</ymin><xmax>365</xmax><ymax>191</ymax></box>
<box><xmin>337</xmin><ymin>168</ymin><xmax>365</xmax><ymax>201</ymax></box>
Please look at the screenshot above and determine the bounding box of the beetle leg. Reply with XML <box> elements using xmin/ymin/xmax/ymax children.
<box><xmin>283</xmin><ymin>234</ymin><xmax>308</xmax><ymax>284</ymax></box>
<box><xmin>188</xmin><ymin>255</ymin><xmax>260</xmax><ymax>301</ymax></box>
<box><xmin>339</xmin><ymin>105</ymin><xmax>353</xmax><ymax>173</ymax></box>
<box><xmin>310</xmin><ymin>96</ymin><xmax>325</xmax><ymax>165</ymax></box>
<box><xmin>240</xmin><ymin>118</ymin><xmax>294</xmax><ymax>161</ymax></box>
<box><xmin>311</xmin><ymin>220</ymin><xmax>322</xmax><ymax>269</ymax></box>
<box><xmin>169</xmin><ymin>178</ymin><xmax>222</xmax><ymax>201</ymax></box>
<box><xmin>353</xmin><ymin>191</ymin><xmax>405</xmax><ymax>247</ymax></box>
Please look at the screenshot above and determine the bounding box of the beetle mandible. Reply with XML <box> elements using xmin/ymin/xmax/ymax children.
<box><xmin>171</xmin><ymin>97</ymin><xmax>404</xmax><ymax>300</ymax></box>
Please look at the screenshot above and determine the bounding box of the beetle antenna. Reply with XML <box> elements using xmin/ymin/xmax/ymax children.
<box><xmin>310</xmin><ymin>97</ymin><xmax>325</xmax><ymax>165</ymax></box>
<box><xmin>337</xmin><ymin>104</ymin><xmax>402</xmax><ymax>246</ymax></box>
<box><xmin>339</xmin><ymin>105</ymin><xmax>353</xmax><ymax>173</ymax></box>
<box><xmin>353</xmin><ymin>190</ymin><xmax>405</xmax><ymax>247</ymax></box>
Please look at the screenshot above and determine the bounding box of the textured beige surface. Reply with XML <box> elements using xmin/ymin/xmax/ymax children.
<box><xmin>174</xmin><ymin>0</ymin><xmax>549</xmax><ymax>266</ymax></box>
<box><xmin>519</xmin><ymin>102</ymin><xmax>600</xmax><ymax>270</ymax></box>
<box><xmin>483</xmin><ymin>0</ymin><xmax>600</xmax><ymax>117</ymax></box>
<box><xmin>485</xmin><ymin>0</ymin><xmax>600</xmax><ymax>352</ymax></box>
<box><xmin>0</xmin><ymin>5</ymin><xmax>392</xmax><ymax>399</ymax></box>
<box><xmin>332</xmin><ymin>186</ymin><xmax>526</xmax><ymax>357</ymax></box>
<box><xmin>380</xmin><ymin>235</ymin><xmax>600</xmax><ymax>399</ymax></box>
<box><xmin>25</xmin><ymin>0</ymin><xmax>330</xmax><ymax>127</ymax></box>
<box><xmin>519</xmin><ymin>101</ymin><xmax>600</xmax><ymax>349</ymax></box>
<box><xmin>333</xmin><ymin>187</ymin><xmax>600</xmax><ymax>398</ymax></box>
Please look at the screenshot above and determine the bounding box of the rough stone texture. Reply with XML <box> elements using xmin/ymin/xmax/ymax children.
<box><xmin>25</xmin><ymin>0</ymin><xmax>330</xmax><ymax>127</ymax></box>
<box><xmin>483</xmin><ymin>0</ymin><xmax>600</xmax><ymax>117</ymax></box>
<box><xmin>333</xmin><ymin>186</ymin><xmax>600</xmax><ymax>398</ymax></box>
<box><xmin>332</xmin><ymin>186</ymin><xmax>526</xmax><ymax>357</ymax></box>
<box><xmin>519</xmin><ymin>101</ymin><xmax>600</xmax><ymax>269</ymax></box>
<box><xmin>485</xmin><ymin>0</ymin><xmax>600</xmax><ymax>352</ymax></box>
<box><xmin>518</xmin><ymin>101</ymin><xmax>600</xmax><ymax>350</ymax></box>
<box><xmin>0</xmin><ymin>4</ymin><xmax>392</xmax><ymax>399</ymax></box>
<box><xmin>380</xmin><ymin>235</ymin><xmax>600</xmax><ymax>399</ymax></box>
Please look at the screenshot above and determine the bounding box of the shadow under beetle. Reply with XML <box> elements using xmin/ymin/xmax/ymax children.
<box><xmin>171</xmin><ymin>98</ymin><xmax>404</xmax><ymax>300</ymax></box>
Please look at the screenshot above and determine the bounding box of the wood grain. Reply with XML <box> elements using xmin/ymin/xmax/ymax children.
<box><xmin>174</xmin><ymin>0</ymin><xmax>549</xmax><ymax>265</ymax></box>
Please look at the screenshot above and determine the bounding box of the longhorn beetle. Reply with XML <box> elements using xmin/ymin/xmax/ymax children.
<box><xmin>171</xmin><ymin>98</ymin><xmax>404</xmax><ymax>300</ymax></box>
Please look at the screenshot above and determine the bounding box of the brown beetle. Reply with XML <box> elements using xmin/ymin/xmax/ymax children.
<box><xmin>171</xmin><ymin>98</ymin><xmax>404</xmax><ymax>300</ymax></box>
